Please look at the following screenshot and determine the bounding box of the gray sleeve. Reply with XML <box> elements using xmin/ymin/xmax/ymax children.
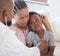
<box><xmin>26</xmin><ymin>32</ymin><xmax>33</xmax><ymax>45</ymax></box>
<box><xmin>48</xmin><ymin>33</ymin><xmax>55</xmax><ymax>46</ymax></box>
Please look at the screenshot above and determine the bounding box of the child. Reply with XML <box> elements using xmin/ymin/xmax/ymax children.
<box><xmin>26</xmin><ymin>12</ymin><xmax>55</xmax><ymax>56</ymax></box>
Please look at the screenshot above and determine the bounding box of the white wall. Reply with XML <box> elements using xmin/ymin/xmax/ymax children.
<box><xmin>48</xmin><ymin>0</ymin><xmax>60</xmax><ymax>19</ymax></box>
<box><xmin>26</xmin><ymin>1</ymin><xmax>50</xmax><ymax>21</ymax></box>
<box><xmin>26</xmin><ymin>0</ymin><xmax>60</xmax><ymax>41</ymax></box>
<box><xmin>48</xmin><ymin>0</ymin><xmax>60</xmax><ymax>41</ymax></box>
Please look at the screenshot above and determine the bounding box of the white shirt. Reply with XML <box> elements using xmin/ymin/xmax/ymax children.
<box><xmin>0</xmin><ymin>22</ymin><xmax>40</xmax><ymax>56</ymax></box>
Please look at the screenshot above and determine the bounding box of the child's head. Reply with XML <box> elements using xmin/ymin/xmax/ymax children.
<box><xmin>28</xmin><ymin>11</ymin><xmax>43</xmax><ymax>32</ymax></box>
<box><xmin>14</xmin><ymin>0</ymin><xmax>29</xmax><ymax>28</ymax></box>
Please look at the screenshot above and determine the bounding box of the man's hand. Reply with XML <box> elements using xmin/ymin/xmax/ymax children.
<box><xmin>37</xmin><ymin>40</ymin><xmax>47</xmax><ymax>52</ymax></box>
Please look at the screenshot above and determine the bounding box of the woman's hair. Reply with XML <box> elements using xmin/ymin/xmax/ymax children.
<box><xmin>14</xmin><ymin>0</ymin><xmax>27</xmax><ymax>14</ymax></box>
<box><xmin>28</xmin><ymin>11</ymin><xmax>39</xmax><ymax>31</ymax></box>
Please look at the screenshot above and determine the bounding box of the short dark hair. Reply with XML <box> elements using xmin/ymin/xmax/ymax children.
<box><xmin>28</xmin><ymin>11</ymin><xmax>39</xmax><ymax>31</ymax></box>
<box><xmin>14</xmin><ymin>0</ymin><xmax>27</xmax><ymax>14</ymax></box>
<box><xmin>29</xmin><ymin>11</ymin><xmax>39</xmax><ymax>16</ymax></box>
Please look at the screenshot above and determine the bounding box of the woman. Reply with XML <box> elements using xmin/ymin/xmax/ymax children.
<box><xmin>10</xmin><ymin>0</ymin><xmax>29</xmax><ymax>45</ymax></box>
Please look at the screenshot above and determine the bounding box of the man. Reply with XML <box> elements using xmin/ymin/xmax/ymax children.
<box><xmin>0</xmin><ymin>0</ymin><xmax>47</xmax><ymax>56</ymax></box>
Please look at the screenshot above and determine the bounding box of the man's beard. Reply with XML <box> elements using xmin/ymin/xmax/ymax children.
<box><xmin>4</xmin><ymin>21</ymin><xmax>12</xmax><ymax>26</ymax></box>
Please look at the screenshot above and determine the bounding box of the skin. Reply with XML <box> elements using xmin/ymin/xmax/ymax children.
<box><xmin>29</xmin><ymin>14</ymin><xmax>43</xmax><ymax>32</ymax></box>
<box><xmin>39</xmin><ymin>14</ymin><xmax>53</xmax><ymax>33</ymax></box>
<box><xmin>14</xmin><ymin>8</ymin><xmax>29</xmax><ymax>30</ymax></box>
<box><xmin>0</xmin><ymin>0</ymin><xmax>14</xmax><ymax>24</ymax></box>
<box><xmin>27</xmin><ymin>14</ymin><xmax>55</xmax><ymax>56</ymax></box>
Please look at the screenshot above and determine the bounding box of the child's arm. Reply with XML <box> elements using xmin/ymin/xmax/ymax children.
<box><xmin>39</xmin><ymin>14</ymin><xmax>53</xmax><ymax>33</ymax></box>
<box><xmin>43</xmin><ymin>32</ymin><xmax>55</xmax><ymax>56</ymax></box>
<box><xmin>43</xmin><ymin>46</ymin><xmax>55</xmax><ymax>56</ymax></box>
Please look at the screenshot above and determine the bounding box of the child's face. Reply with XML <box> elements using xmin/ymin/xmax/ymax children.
<box><xmin>15</xmin><ymin>8</ymin><xmax>29</xmax><ymax>28</ymax></box>
<box><xmin>29</xmin><ymin>14</ymin><xmax>43</xmax><ymax>32</ymax></box>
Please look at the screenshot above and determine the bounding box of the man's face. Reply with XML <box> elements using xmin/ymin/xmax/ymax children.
<box><xmin>6</xmin><ymin>0</ymin><xmax>14</xmax><ymax>22</ymax></box>
<box><xmin>15</xmin><ymin>8</ymin><xmax>29</xmax><ymax>28</ymax></box>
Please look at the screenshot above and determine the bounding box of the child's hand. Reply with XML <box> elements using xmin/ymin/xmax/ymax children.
<box><xmin>37</xmin><ymin>40</ymin><xmax>47</xmax><ymax>52</ymax></box>
<box><xmin>39</xmin><ymin>14</ymin><xmax>49</xmax><ymax>25</ymax></box>
<box><xmin>39</xmin><ymin>14</ymin><xmax>53</xmax><ymax>32</ymax></box>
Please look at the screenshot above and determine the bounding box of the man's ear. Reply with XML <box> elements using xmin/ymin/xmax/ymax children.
<box><xmin>2</xmin><ymin>10</ymin><xmax>8</xmax><ymax>24</ymax></box>
<box><xmin>2</xmin><ymin>10</ymin><xmax>8</xmax><ymax>19</ymax></box>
